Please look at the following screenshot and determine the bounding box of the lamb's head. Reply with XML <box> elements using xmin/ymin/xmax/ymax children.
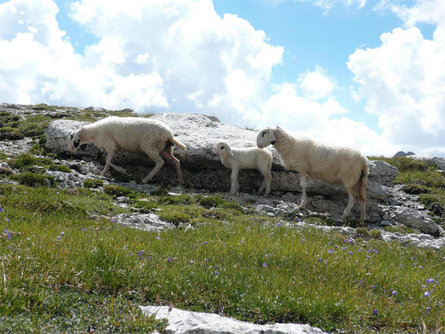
<box><xmin>68</xmin><ymin>129</ymin><xmax>82</xmax><ymax>153</ymax></box>
<box><xmin>213</xmin><ymin>142</ymin><xmax>233</xmax><ymax>157</ymax></box>
<box><xmin>257</xmin><ymin>128</ymin><xmax>276</xmax><ymax>148</ymax></box>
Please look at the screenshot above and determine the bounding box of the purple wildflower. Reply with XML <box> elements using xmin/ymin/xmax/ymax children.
<box><xmin>301</xmin><ymin>238</ymin><xmax>305</xmax><ymax>243</ymax></box>
<box><xmin>425</xmin><ymin>307</ymin><xmax>431</xmax><ymax>313</ymax></box>
<box><xmin>0</xmin><ymin>207</ymin><xmax>2</xmax><ymax>212</ymax></box>
<box><xmin>392</xmin><ymin>290</ymin><xmax>397</xmax><ymax>296</ymax></box>
<box><xmin>7</xmin><ymin>232</ymin><xmax>12</xmax><ymax>240</ymax></box>
<box><xmin>156</xmin><ymin>236</ymin><xmax>160</xmax><ymax>240</ymax></box>
<box><xmin>371</xmin><ymin>285</ymin><xmax>376</xmax><ymax>290</ymax></box>
<box><xmin>372</xmin><ymin>309</ymin><xmax>378</xmax><ymax>316</ymax></box>
<box><xmin>60</xmin><ymin>232</ymin><xmax>64</xmax><ymax>236</ymax></box>
<box><xmin>426</xmin><ymin>279</ymin><xmax>434</xmax><ymax>284</ymax></box>
<box><xmin>82</xmin><ymin>228</ymin><xmax>87</xmax><ymax>232</ymax></box>
<box><xmin>348</xmin><ymin>251</ymin><xmax>353</xmax><ymax>255</ymax></box>
<box><xmin>328</xmin><ymin>249</ymin><xmax>334</xmax><ymax>254</ymax></box>
<box><xmin>167</xmin><ymin>257</ymin><xmax>172</xmax><ymax>262</ymax></box>
<box><xmin>276</xmin><ymin>222</ymin><xmax>282</xmax><ymax>227</ymax></box>
<box><xmin>203</xmin><ymin>241</ymin><xmax>208</xmax><ymax>245</ymax></box>
<box><xmin>137</xmin><ymin>250</ymin><xmax>145</xmax><ymax>259</ymax></box>
<box><xmin>263</xmin><ymin>263</ymin><xmax>268</xmax><ymax>268</ymax></box>
<box><xmin>215</xmin><ymin>271</ymin><xmax>220</xmax><ymax>276</ymax></box>
<box><xmin>424</xmin><ymin>291</ymin><xmax>430</xmax><ymax>297</ymax></box>
<box><xmin>318</xmin><ymin>258</ymin><xmax>322</xmax><ymax>263</ymax></box>
<box><xmin>57</xmin><ymin>236</ymin><xmax>62</xmax><ymax>240</ymax></box>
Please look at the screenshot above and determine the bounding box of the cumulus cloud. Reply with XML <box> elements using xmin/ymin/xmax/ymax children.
<box><xmin>348</xmin><ymin>0</ymin><xmax>445</xmax><ymax>155</ymax></box>
<box><xmin>299</xmin><ymin>66</ymin><xmax>335</xmax><ymax>100</ymax></box>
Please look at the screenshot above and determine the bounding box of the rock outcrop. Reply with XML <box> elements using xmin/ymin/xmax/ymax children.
<box><xmin>44</xmin><ymin>112</ymin><xmax>443</xmax><ymax>235</ymax></box>
<box><xmin>141</xmin><ymin>306</ymin><xmax>326</xmax><ymax>334</ymax></box>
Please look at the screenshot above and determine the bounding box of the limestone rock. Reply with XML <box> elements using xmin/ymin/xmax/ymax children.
<box><xmin>393</xmin><ymin>207</ymin><xmax>443</xmax><ymax>236</ymax></box>
<box><xmin>141</xmin><ymin>306</ymin><xmax>326</xmax><ymax>334</ymax></box>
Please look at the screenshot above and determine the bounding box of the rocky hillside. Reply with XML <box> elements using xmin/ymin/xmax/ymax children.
<box><xmin>1</xmin><ymin>103</ymin><xmax>444</xmax><ymax>247</ymax></box>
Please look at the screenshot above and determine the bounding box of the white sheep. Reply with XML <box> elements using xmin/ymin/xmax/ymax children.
<box><xmin>213</xmin><ymin>141</ymin><xmax>272</xmax><ymax>195</ymax></box>
<box><xmin>257</xmin><ymin>127</ymin><xmax>368</xmax><ymax>221</ymax></box>
<box><xmin>68</xmin><ymin>116</ymin><xmax>187</xmax><ymax>184</ymax></box>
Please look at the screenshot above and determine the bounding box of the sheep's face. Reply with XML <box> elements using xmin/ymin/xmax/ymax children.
<box><xmin>213</xmin><ymin>142</ymin><xmax>232</xmax><ymax>157</ymax></box>
<box><xmin>68</xmin><ymin>130</ymin><xmax>81</xmax><ymax>153</ymax></box>
<box><xmin>257</xmin><ymin>128</ymin><xmax>275</xmax><ymax>148</ymax></box>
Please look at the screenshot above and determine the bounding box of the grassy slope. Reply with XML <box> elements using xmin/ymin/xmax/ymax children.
<box><xmin>0</xmin><ymin>106</ymin><xmax>444</xmax><ymax>333</ymax></box>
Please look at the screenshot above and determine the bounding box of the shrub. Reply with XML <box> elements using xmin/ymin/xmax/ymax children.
<box><xmin>10</xmin><ymin>172</ymin><xmax>56</xmax><ymax>187</ymax></box>
<box><xmin>84</xmin><ymin>179</ymin><xmax>104</xmax><ymax>189</ymax></box>
<box><xmin>356</xmin><ymin>227</ymin><xmax>369</xmax><ymax>237</ymax></box>
<box><xmin>402</xmin><ymin>183</ymin><xmax>430</xmax><ymax>194</ymax></box>
<box><xmin>8</xmin><ymin>153</ymin><xmax>53</xmax><ymax>170</ymax></box>
<box><xmin>159</xmin><ymin>211</ymin><xmax>191</xmax><ymax>225</ymax></box>
<box><xmin>369</xmin><ymin>229</ymin><xmax>382</xmax><ymax>239</ymax></box>
<box><xmin>103</xmin><ymin>184</ymin><xmax>135</xmax><ymax>197</ymax></box>
<box><xmin>48</xmin><ymin>164</ymin><xmax>72</xmax><ymax>173</ymax></box>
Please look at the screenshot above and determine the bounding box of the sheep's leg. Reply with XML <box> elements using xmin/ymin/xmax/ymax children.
<box><xmin>341</xmin><ymin>186</ymin><xmax>356</xmax><ymax>220</ymax></box>
<box><xmin>109</xmin><ymin>162</ymin><xmax>128</xmax><ymax>175</ymax></box>
<box><xmin>230</xmin><ymin>168</ymin><xmax>239</xmax><ymax>195</ymax></box>
<box><xmin>299</xmin><ymin>174</ymin><xmax>308</xmax><ymax>209</ymax></box>
<box><xmin>142</xmin><ymin>151</ymin><xmax>164</xmax><ymax>183</ymax></box>
<box><xmin>360</xmin><ymin>201</ymin><xmax>366</xmax><ymax>222</ymax></box>
<box><xmin>101</xmin><ymin>151</ymin><xmax>115</xmax><ymax>177</ymax></box>
<box><xmin>160</xmin><ymin>150</ymin><xmax>184</xmax><ymax>184</ymax></box>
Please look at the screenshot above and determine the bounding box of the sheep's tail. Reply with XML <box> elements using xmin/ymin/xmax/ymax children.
<box><xmin>358</xmin><ymin>158</ymin><xmax>369</xmax><ymax>203</ymax></box>
<box><xmin>169</xmin><ymin>136</ymin><xmax>187</xmax><ymax>150</ymax></box>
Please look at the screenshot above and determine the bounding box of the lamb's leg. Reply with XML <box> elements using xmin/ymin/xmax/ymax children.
<box><xmin>143</xmin><ymin>151</ymin><xmax>164</xmax><ymax>183</ymax></box>
<box><xmin>160</xmin><ymin>150</ymin><xmax>184</xmax><ymax>184</ymax></box>
<box><xmin>341</xmin><ymin>186</ymin><xmax>356</xmax><ymax>220</ymax></box>
<box><xmin>360</xmin><ymin>200</ymin><xmax>366</xmax><ymax>222</ymax></box>
<box><xmin>299</xmin><ymin>174</ymin><xmax>308</xmax><ymax>209</ymax></box>
<box><xmin>258</xmin><ymin>170</ymin><xmax>271</xmax><ymax>196</ymax></box>
<box><xmin>230</xmin><ymin>168</ymin><xmax>239</xmax><ymax>195</ymax></box>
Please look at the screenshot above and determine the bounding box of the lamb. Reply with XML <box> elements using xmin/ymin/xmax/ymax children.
<box><xmin>257</xmin><ymin>127</ymin><xmax>368</xmax><ymax>221</ymax></box>
<box><xmin>68</xmin><ymin>116</ymin><xmax>187</xmax><ymax>184</ymax></box>
<box><xmin>213</xmin><ymin>141</ymin><xmax>272</xmax><ymax>195</ymax></box>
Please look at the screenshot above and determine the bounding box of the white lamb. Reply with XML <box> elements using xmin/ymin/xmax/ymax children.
<box><xmin>68</xmin><ymin>116</ymin><xmax>187</xmax><ymax>184</ymax></box>
<box><xmin>213</xmin><ymin>141</ymin><xmax>272</xmax><ymax>195</ymax></box>
<box><xmin>257</xmin><ymin>126</ymin><xmax>368</xmax><ymax>221</ymax></box>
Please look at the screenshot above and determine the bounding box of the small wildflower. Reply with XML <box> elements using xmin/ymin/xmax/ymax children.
<box><xmin>57</xmin><ymin>236</ymin><xmax>62</xmax><ymax>240</ymax></box>
<box><xmin>203</xmin><ymin>241</ymin><xmax>208</xmax><ymax>245</ymax></box>
<box><xmin>425</xmin><ymin>307</ymin><xmax>431</xmax><ymax>313</ymax></box>
<box><xmin>215</xmin><ymin>271</ymin><xmax>220</xmax><ymax>276</ymax></box>
<box><xmin>426</xmin><ymin>279</ymin><xmax>434</xmax><ymax>284</ymax></box>
<box><xmin>301</xmin><ymin>238</ymin><xmax>305</xmax><ymax>243</ymax></box>
<box><xmin>60</xmin><ymin>232</ymin><xmax>64</xmax><ymax>236</ymax></box>
<box><xmin>276</xmin><ymin>222</ymin><xmax>282</xmax><ymax>227</ymax></box>
<box><xmin>348</xmin><ymin>251</ymin><xmax>353</xmax><ymax>255</ymax></box>
<box><xmin>366</xmin><ymin>256</ymin><xmax>370</xmax><ymax>259</ymax></box>
<box><xmin>190</xmin><ymin>259</ymin><xmax>194</xmax><ymax>264</ymax></box>
<box><xmin>5</xmin><ymin>218</ymin><xmax>9</xmax><ymax>223</ymax></box>
<box><xmin>424</xmin><ymin>291</ymin><xmax>430</xmax><ymax>297</ymax></box>
<box><xmin>392</xmin><ymin>290</ymin><xmax>397</xmax><ymax>296</ymax></box>
<box><xmin>263</xmin><ymin>263</ymin><xmax>268</xmax><ymax>268</ymax></box>
<box><xmin>82</xmin><ymin>228</ymin><xmax>86</xmax><ymax>232</ymax></box>
<box><xmin>167</xmin><ymin>257</ymin><xmax>172</xmax><ymax>262</ymax></box>
<box><xmin>328</xmin><ymin>249</ymin><xmax>334</xmax><ymax>254</ymax></box>
<box><xmin>156</xmin><ymin>236</ymin><xmax>160</xmax><ymax>240</ymax></box>
<box><xmin>0</xmin><ymin>207</ymin><xmax>2</xmax><ymax>212</ymax></box>
<box><xmin>7</xmin><ymin>232</ymin><xmax>12</xmax><ymax>240</ymax></box>
<box><xmin>371</xmin><ymin>285</ymin><xmax>376</xmax><ymax>290</ymax></box>
<box><xmin>318</xmin><ymin>258</ymin><xmax>322</xmax><ymax>263</ymax></box>
<box><xmin>358</xmin><ymin>280</ymin><xmax>363</xmax><ymax>285</ymax></box>
<box><xmin>372</xmin><ymin>309</ymin><xmax>378</xmax><ymax>316</ymax></box>
<box><xmin>138</xmin><ymin>250</ymin><xmax>145</xmax><ymax>259</ymax></box>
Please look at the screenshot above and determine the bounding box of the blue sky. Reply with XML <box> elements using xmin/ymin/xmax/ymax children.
<box><xmin>0</xmin><ymin>0</ymin><xmax>444</xmax><ymax>156</ymax></box>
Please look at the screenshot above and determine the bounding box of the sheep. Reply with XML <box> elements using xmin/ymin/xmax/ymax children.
<box><xmin>68</xmin><ymin>116</ymin><xmax>187</xmax><ymax>184</ymax></box>
<box><xmin>213</xmin><ymin>141</ymin><xmax>272</xmax><ymax>195</ymax></box>
<box><xmin>257</xmin><ymin>126</ymin><xmax>368</xmax><ymax>221</ymax></box>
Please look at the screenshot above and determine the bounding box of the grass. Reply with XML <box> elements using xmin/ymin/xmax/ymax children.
<box><xmin>0</xmin><ymin>184</ymin><xmax>444</xmax><ymax>333</ymax></box>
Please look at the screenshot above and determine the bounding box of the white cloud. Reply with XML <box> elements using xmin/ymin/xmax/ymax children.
<box><xmin>348</xmin><ymin>0</ymin><xmax>445</xmax><ymax>155</ymax></box>
<box><xmin>299</xmin><ymin>66</ymin><xmax>335</xmax><ymax>100</ymax></box>
<box><xmin>269</xmin><ymin>0</ymin><xmax>368</xmax><ymax>12</ymax></box>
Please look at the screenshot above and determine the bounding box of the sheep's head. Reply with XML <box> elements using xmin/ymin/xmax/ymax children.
<box><xmin>257</xmin><ymin>128</ymin><xmax>275</xmax><ymax>148</ymax></box>
<box><xmin>213</xmin><ymin>142</ymin><xmax>233</xmax><ymax>157</ymax></box>
<box><xmin>68</xmin><ymin>130</ymin><xmax>82</xmax><ymax>153</ymax></box>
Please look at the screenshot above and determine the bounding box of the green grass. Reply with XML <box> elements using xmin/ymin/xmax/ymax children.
<box><xmin>0</xmin><ymin>184</ymin><xmax>444</xmax><ymax>333</ymax></box>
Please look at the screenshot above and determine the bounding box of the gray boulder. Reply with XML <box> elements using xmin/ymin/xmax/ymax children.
<box><xmin>393</xmin><ymin>207</ymin><xmax>443</xmax><ymax>236</ymax></box>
